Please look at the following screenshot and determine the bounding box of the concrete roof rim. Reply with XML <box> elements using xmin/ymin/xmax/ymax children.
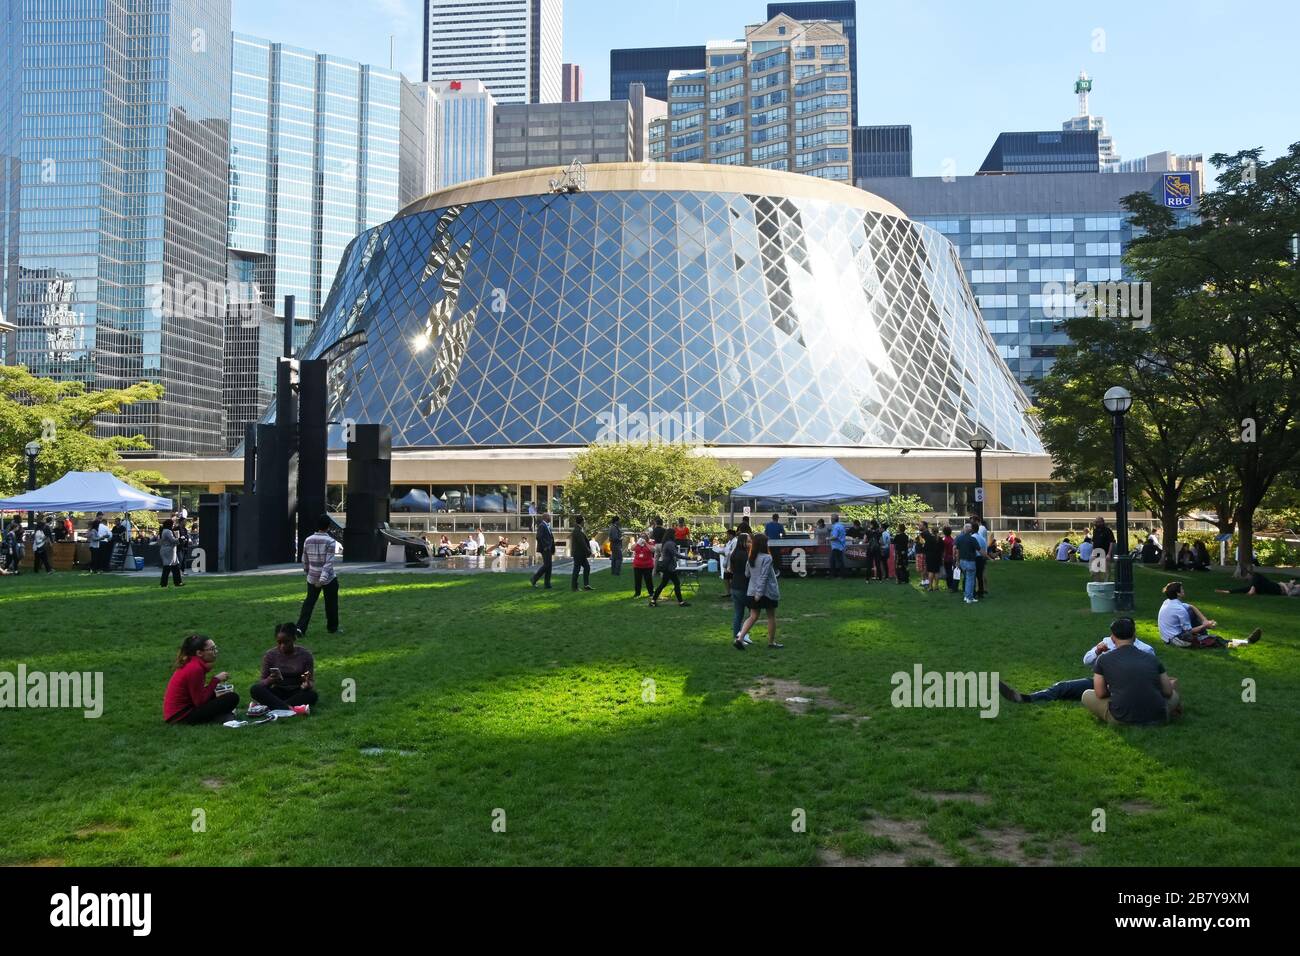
<box><xmin>394</xmin><ymin>162</ymin><xmax>909</xmax><ymax>221</ymax></box>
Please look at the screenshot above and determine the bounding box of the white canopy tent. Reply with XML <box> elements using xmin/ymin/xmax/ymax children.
<box><xmin>0</xmin><ymin>472</ymin><xmax>172</xmax><ymax>514</ymax></box>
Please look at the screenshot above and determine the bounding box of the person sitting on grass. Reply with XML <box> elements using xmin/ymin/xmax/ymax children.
<box><xmin>1193</xmin><ymin>540</ymin><xmax>1212</xmax><ymax>571</ymax></box>
<box><xmin>163</xmin><ymin>634</ymin><xmax>238</xmax><ymax>724</ymax></box>
<box><xmin>1215</xmin><ymin>573</ymin><xmax>1300</xmax><ymax>597</ymax></box>
<box><xmin>1000</xmin><ymin>628</ymin><xmax>1158</xmax><ymax>705</ymax></box>
<box><xmin>248</xmin><ymin>623</ymin><xmax>316</xmax><ymax>717</ymax></box>
<box><xmin>1160</xmin><ymin>581</ymin><xmax>1260</xmax><ymax>649</ymax></box>
<box><xmin>1081</xmin><ymin>618</ymin><xmax>1182</xmax><ymax>726</ymax></box>
<box><xmin>1055</xmin><ymin>536</ymin><xmax>1076</xmax><ymax>562</ymax></box>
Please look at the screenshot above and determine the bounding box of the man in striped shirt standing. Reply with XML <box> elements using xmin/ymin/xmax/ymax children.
<box><xmin>297</xmin><ymin>514</ymin><xmax>340</xmax><ymax>635</ymax></box>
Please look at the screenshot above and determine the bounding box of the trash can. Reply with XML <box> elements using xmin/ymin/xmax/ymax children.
<box><xmin>1087</xmin><ymin>581</ymin><xmax>1117</xmax><ymax>614</ymax></box>
<box><xmin>134</xmin><ymin>556</ymin><xmax>145</xmax><ymax>571</ymax></box>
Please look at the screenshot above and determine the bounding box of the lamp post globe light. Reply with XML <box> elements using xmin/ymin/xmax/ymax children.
<box><xmin>968</xmin><ymin>431</ymin><xmax>989</xmax><ymax>524</ymax></box>
<box><xmin>24</xmin><ymin>440</ymin><xmax>40</xmax><ymax>530</ymax></box>
<box><xmin>1104</xmin><ymin>387</ymin><xmax>1135</xmax><ymax>611</ymax></box>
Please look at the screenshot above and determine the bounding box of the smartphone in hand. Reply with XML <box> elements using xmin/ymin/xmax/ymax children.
<box><xmin>269</xmin><ymin>667</ymin><xmax>284</xmax><ymax>683</ymax></box>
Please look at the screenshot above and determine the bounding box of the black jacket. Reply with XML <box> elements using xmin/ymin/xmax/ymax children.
<box><xmin>536</xmin><ymin>521</ymin><xmax>555</xmax><ymax>555</ymax></box>
<box><xmin>570</xmin><ymin>528</ymin><xmax>590</xmax><ymax>560</ymax></box>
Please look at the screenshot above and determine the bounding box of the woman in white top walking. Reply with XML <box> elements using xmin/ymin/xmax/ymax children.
<box><xmin>735</xmin><ymin>533</ymin><xmax>783</xmax><ymax>650</ymax></box>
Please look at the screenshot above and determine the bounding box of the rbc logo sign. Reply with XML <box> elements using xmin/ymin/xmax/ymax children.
<box><xmin>1163</xmin><ymin>173</ymin><xmax>1194</xmax><ymax>208</ymax></box>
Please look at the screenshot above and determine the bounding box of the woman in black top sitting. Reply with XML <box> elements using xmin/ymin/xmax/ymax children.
<box><xmin>1192</xmin><ymin>540</ymin><xmax>1212</xmax><ymax>571</ymax></box>
<box><xmin>248</xmin><ymin>623</ymin><xmax>318</xmax><ymax>715</ymax></box>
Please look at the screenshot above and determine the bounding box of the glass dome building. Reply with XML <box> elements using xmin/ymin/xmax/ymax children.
<box><xmin>296</xmin><ymin>163</ymin><xmax>1043</xmax><ymax>454</ymax></box>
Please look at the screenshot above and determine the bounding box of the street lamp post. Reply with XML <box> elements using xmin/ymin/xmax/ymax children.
<box><xmin>968</xmin><ymin>431</ymin><xmax>989</xmax><ymax>525</ymax></box>
<box><xmin>23</xmin><ymin>441</ymin><xmax>40</xmax><ymax>530</ymax></box>
<box><xmin>1103</xmin><ymin>386</ymin><xmax>1135</xmax><ymax>612</ymax></box>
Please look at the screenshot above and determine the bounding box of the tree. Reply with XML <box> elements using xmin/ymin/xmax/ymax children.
<box><xmin>1120</xmin><ymin>144</ymin><xmax>1300</xmax><ymax>576</ymax></box>
<box><xmin>564</xmin><ymin>442</ymin><xmax>742</xmax><ymax>530</ymax></box>
<box><xmin>1033</xmin><ymin>316</ymin><xmax>1217</xmax><ymax>570</ymax></box>
<box><xmin>0</xmin><ymin>366</ymin><xmax>166</xmax><ymax>516</ymax></box>
<box><xmin>843</xmin><ymin>494</ymin><xmax>934</xmax><ymax>529</ymax></box>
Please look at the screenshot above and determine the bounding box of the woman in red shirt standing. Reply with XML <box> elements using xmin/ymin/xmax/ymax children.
<box><xmin>163</xmin><ymin>634</ymin><xmax>239</xmax><ymax>724</ymax></box>
<box><xmin>631</xmin><ymin>535</ymin><xmax>655</xmax><ymax>599</ymax></box>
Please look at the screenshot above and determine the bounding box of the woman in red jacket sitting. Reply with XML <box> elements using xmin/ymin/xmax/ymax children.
<box><xmin>163</xmin><ymin>634</ymin><xmax>239</xmax><ymax>724</ymax></box>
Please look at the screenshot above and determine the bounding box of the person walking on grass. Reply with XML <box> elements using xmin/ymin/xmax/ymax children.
<box><xmin>570</xmin><ymin>516</ymin><xmax>594</xmax><ymax>591</ymax></box>
<box><xmin>632</xmin><ymin>534</ymin><xmax>655</xmax><ymax>598</ymax></box>
<box><xmin>297</xmin><ymin>514</ymin><xmax>340</xmax><ymax>635</ymax></box>
<box><xmin>728</xmin><ymin>532</ymin><xmax>753</xmax><ymax>646</ymax></box>
<box><xmin>530</xmin><ymin>512</ymin><xmax>555</xmax><ymax>589</ymax></box>
<box><xmin>650</xmin><ymin>530</ymin><xmax>689</xmax><ymax>607</ymax></box>
<box><xmin>159</xmin><ymin>518</ymin><xmax>184</xmax><ymax>588</ymax></box>
<box><xmin>735</xmin><ymin>532</ymin><xmax>782</xmax><ymax>649</ymax></box>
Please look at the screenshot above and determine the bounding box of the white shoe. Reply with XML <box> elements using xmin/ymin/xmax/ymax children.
<box><xmin>743</xmin><ymin>635</ymin><xmax>753</xmax><ymax>645</ymax></box>
<box><xmin>247</xmin><ymin>703</ymin><xmax>269</xmax><ymax>717</ymax></box>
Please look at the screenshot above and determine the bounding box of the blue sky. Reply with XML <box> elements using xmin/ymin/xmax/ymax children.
<box><xmin>232</xmin><ymin>0</ymin><xmax>1297</xmax><ymax>177</ymax></box>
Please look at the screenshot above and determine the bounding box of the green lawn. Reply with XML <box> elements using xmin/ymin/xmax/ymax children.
<box><xmin>1</xmin><ymin>560</ymin><xmax>1296</xmax><ymax>866</ymax></box>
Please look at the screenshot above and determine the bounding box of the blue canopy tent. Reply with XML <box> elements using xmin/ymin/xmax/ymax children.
<box><xmin>0</xmin><ymin>471</ymin><xmax>172</xmax><ymax>514</ymax></box>
<box><xmin>729</xmin><ymin>458</ymin><xmax>889</xmax><ymax>524</ymax></box>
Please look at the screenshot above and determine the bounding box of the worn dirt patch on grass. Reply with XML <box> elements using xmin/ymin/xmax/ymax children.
<box><xmin>7</xmin><ymin>858</ymin><xmax>65</xmax><ymax>867</ymax></box>
<box><xmin>201</xmin><ymin>778</ymin><xmax>225</xmax><ymax>790</ymax></box>
<box><xmin>820</xmin><ymin>815</ymin><xmax>1086</xmax><ymax>867</ymax></box>
<box><xmin>918</xmin><ymin>790</ymin><xmax>992</xmax><ymax>806</ymax></box>
<box><xmin>73</xmin><ymin>824</ymin><xmax>127</xmax><ymax>838</ymax></box>
<box><xmin>746</xmin><ymin>676</ymin><xmax>869</xmax><ymax>724</ymax></box>
<box><xmin>1120</xmin><ymin>800</ymin><xmax>1157</xmax><ymax>815</ymax></box>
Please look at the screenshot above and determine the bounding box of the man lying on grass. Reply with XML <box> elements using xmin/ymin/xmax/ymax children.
<box><xmin>999</xmin><ymin>625</ymin><xmax>1158</xmax><ymax>705</ymax></box>
<box><xmin>1159</xmin><ymin>581</ymin><xmax>1261</xmax><ymax>649</ymax></box>
<box><xmin>1081</xmin><ymin>617</ymin><xmax>1182</xmax><ymax>726</ymax></box>
<box><xmin>1215</xmin><ymin>573</ymin><xmax>1300</xmax><ymax>598</ymax></box>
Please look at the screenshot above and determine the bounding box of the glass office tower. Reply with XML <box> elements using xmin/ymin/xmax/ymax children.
<box><xmin>853</xmin><ymin>125</ymin><xmax>912</xmax><ymax>180</ymax></box>
<box><xmin>224</xmin><ymin>33</ymin><xmax>403</xmax><ymax>448</ymax></box>
<box><xmin>1</xmin><ymin>0</ymin><xmax>232</xmax><ymax>456</ymax></box>
<box><xmin>863</xmin><ymin>171</ymin><xmax>1201</xmax><ymax>389</ymax></box>
<box><xmin>609</xmin><ymin>46</ymin><xmax>707</xmax><ymax>103</ymax></box>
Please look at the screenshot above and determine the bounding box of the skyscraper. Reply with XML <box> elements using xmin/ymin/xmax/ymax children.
<box><xmin>650</xmin><ymin>14</ymin><xmax>853</xmax><ymax>182</ymax></box>
<box><xmin>978</xmin><ymin>130</ymin><xmax>1101</xmax><ymax>175</ymax></box>
<box><xmin>1</xmin><ymin>0</ymin><xmax>233</xmax><ymax>457</ymax></box>
<box><xmin>562</xmin><ymin>63</ymin><xmax>583</xmax><ymax>102</ymax></box>
<box><xmin>863</xmin><ymin>171</ymin><xmax>1199</xmax><ymax>387</ymax></box>
<box><xmin>1063</xmin><ymin>71</ymin><xmax>1120</xmax><ymax>171</ymax></box>
<box><xmin>609</xmin><ymin>45</ymin><xmax>706</xmax><ymax>103</ymax></box>
<box><xmin>767</xmin><ymin>1</ymin><xmax>858</xmax><ymax>126</ymax></box>
<box><xmin>422</xmin><ymin>80</ymin><xmax>497</xmax><ymax>191</ymax></box>
<box><xmin>423</xmin><ymin>0</ymin><xmax>562</xmax><ymax>105</ymax></box>
<box><xmin>853</xmin><ymin>125</ymin><xmax>912</xmax><ymax>180</ymax></box>
<box><xmin>224</xmin><ymin>33</ymin><xmax>404</xmax><ymax>448</ymax></box>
